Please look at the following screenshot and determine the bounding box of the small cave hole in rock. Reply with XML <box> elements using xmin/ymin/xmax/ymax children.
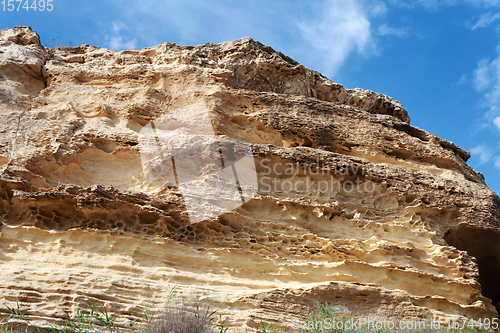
<box><xmin>444</xmin><ymin>225</ymin><xmax>500</xmax><ymax>316</ymax></box>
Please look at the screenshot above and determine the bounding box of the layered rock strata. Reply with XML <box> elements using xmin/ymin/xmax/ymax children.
<box><xmin>1</xmin><ymin>26</ymin><xmax>499</xmax><ymax>331</ymax></box>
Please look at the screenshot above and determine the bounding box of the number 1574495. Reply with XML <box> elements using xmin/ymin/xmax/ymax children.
<box><xmin>2</xmin><ymin>0</ymin><xmax>53</xmax><ymax>11</ymax></box>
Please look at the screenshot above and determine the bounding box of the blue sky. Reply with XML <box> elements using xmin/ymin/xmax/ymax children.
<box><xmin>2</xmin><ymin>0</ymin><xmax>500</xmax><ymax>193</ymax></box>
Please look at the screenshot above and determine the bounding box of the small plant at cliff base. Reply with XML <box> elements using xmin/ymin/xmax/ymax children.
<box><xmin>43</xmin><ymin>302</ymin><xmax>120</xmax><ymax>333</ymax></box>
<box><xmin>217</xmin><ymin>314</ymin><xmax>229</xmax><ymax>333</ymax></box>
<box><xmin>1</xmin><ymin>287</ymin><xmax>228</xmax><ymax>333</ymax></box>
<box><xmin>143</xmin><ymin>299</ymin><xmax>218</xmax><ymax>333</ymax></box>
<box><xmin>1</xmin><ymin>301</ymin><xmax>124</xmax><ymax>333</ymax></box>
<box><xmin>259</xmin><ymin>321</ymin><xmax>284</xmax><ymax>333</ymax></box>
<box><xmin>260</xmin><ymin>321</ymin><xmax>272</xmax><ymax>332</ymax></box>
<box><xmin>1</xmin><ymin>301</ymin><xmax>29</xmax><ymax>333</ymax></box>
<box><xmin>141</xmin><ymin>284</ymin><xmax>232</xmax><ymax>333</ymax></box>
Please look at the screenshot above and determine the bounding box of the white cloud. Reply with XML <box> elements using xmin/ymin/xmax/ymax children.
<box><xmin>97</xmin><ymin>0</ymin><xmax>382</xmax><ymax>76</ymax></box>
<box><xmin>418</xmin><ymin>0</ymin><xmax>439</xmax><ymax>8</ymax></box>
<box><xmin>474</xmin><ymin>58</ymin><xmax>492</xmax><ymax>90</ymax></box>
<box><xmin>472</xmin><ymin>47</ymin><xmax>500</xmax><ymax>125</ymax></box>
<box><xmin>386</xmin><ymin>0</ymin><xmax>453</xmax><ymax>9</ymax></box>
<box><xmin>376</xmin><ymin>23</ymin><xmax>411</xmax><ymax>38</ymax></box>
<box><xmin>388</xmin><ymin>0</ymin><xmax>500</xmax><ymax>9</ymax></box>
<box><xmin>471</xmin><ymin>144</ymin><xmax>493</xmax><ymax>164</ymax></box>
<box><xmin>457</xmin><ymin>74</ymin><xmax>468</xmax><ymax>86</ymax></box>
<box><xmin>105</xmin><ymin>0</ymin><xmax>253</xmax><ymax>47</ymax></box>
<box><xmin>494</xmin><ymin>116</ymin><xmax>500</xmax><ymax>130</ymax></box>
<box><xmin>370</xmin><ymin>1</ymin><xmax>388</xmax><ymax>16</ymax></box>
<box><xmin>472</xmin><ymin>11</ymin><xmax>500</xmax><ymax>29</ymax></box>
<box><xmin>109</xmin><ymin>37</ymin><xmax>136</xmax><ymax>51</ymax></box>
<box><xmin>106</xmin><ymin>20</ymin><xmax>137</xmax><ymax>51</ymax></box>
<box><xmin>297</xmin><ymin>0</ymin><xmax>372</xmax><ymax>75</ymax></box>
<box><xmin>478</xmin><ymin>0</ymin><xmax>500</xmax><ymax>7</ymax></box>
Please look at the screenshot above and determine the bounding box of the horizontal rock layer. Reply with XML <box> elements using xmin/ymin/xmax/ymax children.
<box><xmin>0</xmin><ymin>26</ymin><xmax>499</xmax><ymax>331</ymax></box>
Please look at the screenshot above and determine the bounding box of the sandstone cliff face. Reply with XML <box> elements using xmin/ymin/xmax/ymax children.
<box><xmin>1</xmin><ymin>26</ymin><xmax>500</xmax><ymax>331</ymax></box>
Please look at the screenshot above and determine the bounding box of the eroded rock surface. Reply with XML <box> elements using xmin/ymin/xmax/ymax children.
<box><xmin>1</xmin><ymin>26</ymin><xmax>500</xmax><ymax>331</ymax></box>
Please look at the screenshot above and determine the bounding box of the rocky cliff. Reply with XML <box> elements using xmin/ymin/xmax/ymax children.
<box><xmin>1</xmin><ymin>26</ymin><xmax>499</xmax><ymax>331</ymax></box>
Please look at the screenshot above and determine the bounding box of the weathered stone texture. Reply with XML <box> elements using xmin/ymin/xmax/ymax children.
<box><xmin>0</xmin><ymin>26</ymin><xmax>499</xmax><ymax>331</ymax></box>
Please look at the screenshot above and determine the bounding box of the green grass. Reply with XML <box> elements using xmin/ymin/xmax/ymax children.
<box><xmin>1</xmin><ymin>301</ymin><xmax>126</xmax><ymax>333</ymax></box>
<box><xmin>1</xmin><ymin>286</ymin><xmax>229</xmax><ymax>333</ymax></box>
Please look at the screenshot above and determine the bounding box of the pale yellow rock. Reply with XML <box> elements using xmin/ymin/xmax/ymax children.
<box><xmin>0</xmin><ymin>26</ymin><xmax>499</xmax><ymax>331</ymax></box>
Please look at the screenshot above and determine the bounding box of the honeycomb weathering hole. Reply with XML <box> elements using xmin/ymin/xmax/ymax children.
<box><xmin>36</xmin><ymin>147</ymin><xmax>148</xmax><ymax>192</ymax></box>
<box><xmin>444</xmin><ymin>225</ymin><xmax>500</xmax><ymax>316</ymax></box>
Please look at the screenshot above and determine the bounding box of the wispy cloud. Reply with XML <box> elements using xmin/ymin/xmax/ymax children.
<box><xmin>105</xmin><ymin>0</ymin><xmax>256</xmax><ymax>47</ymax></box>
<box><xmin>456</xmin><ymin>74</ymin><xmax>468</xmax><ymax>86</ymax></box>
<box><xmin>471</xmin><ymin>144</ymin><xmax>493</xmax><ymax>164</ymax></box>
<box><xmin>389</xmin><ymin>0</ymin><xmax>500</xmax><ymax>10</ymax></box>
<box><xmin>376</xmin><ymin>23</ymin><xmax>411</xmax><ymax>38</ymax></box>
<box><xmin>472</xmin><ymin>47</ymin><xmax>500</xmax><ymax>126</ymax></box>
<box><xmin>386</xmin><ymin>0</ymin><xmax>448</xmax><ymax>9</ymax></box>
<box><xmin>297</xmin><ymin>0</ymin><xmax>372</xmax><ymax>75</ymax></box>
<box><xmin>494</xmin><ymin>115</ymin><xmax>500</xmax><ymax>130</ymax></box>
<box><xmin>474</xmin><ymin>58</ymin><xmax>492</xmax><ymax>90</ymax></box>
<box><xmin>370</xmin><ymin>1</ymin><xmax>388</xmax><ymax>16</ymax></box>
<box><xmin>478</xmin><ymin>0</ymin><xmax>500</xmax><ymax>7</ymax></box>
<box><xmin>106</xmin><ymin>21</ymin><xmax>136</xmax><ymax>51</ymax></box>
<box><xmin>471</xmin><ymin>11</ymin><xmax>500</xmax><ymax>29</ymax></box>
<box><xmin>97</xmin><ymin>0</ymin><xmax>384</xmax><ymax>76</ymax></box>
